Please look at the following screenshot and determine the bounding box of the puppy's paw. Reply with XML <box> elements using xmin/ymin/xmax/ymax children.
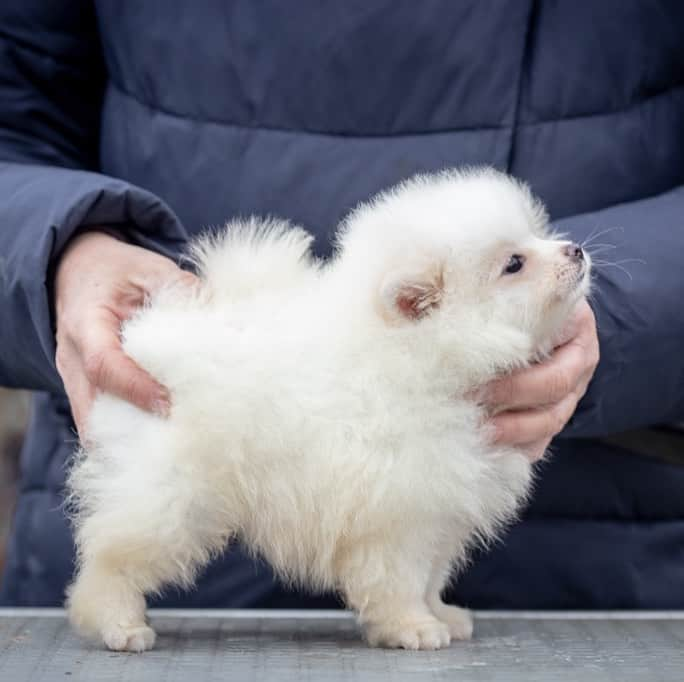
<box><xmin>103</xmin><ymin>624</ymin><xmax>156</xmax><ymax>652</ymax></box>
<box><xmin>366</xmin><ymin>617</ymin><xmax>451</xmax><ymax>650</ymax></box>
<box><xmin>434</xmin><ymin>605</ymin><xmax>473</xmax><ymax>641</ymax></box>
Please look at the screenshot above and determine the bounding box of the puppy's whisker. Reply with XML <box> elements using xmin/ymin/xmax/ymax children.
<box><xmin>581</xmin><ymin>225</ymin><xmax>624</xmax><ymax>248</ymax></box>
<box><xmin>591</xmin><ymin>260</ymin><xmax>638</xmax><ymax>281</ymax></box>
<box><xmin>592</xmin><ymin>256</ymin><xmax>644</xmax><ymax>266</ymax></box>
<box><xmin>613</xmin><ymin>258</ymin><xmax>646</xmax><ymax>265</ymax></box>
<box><xmin>580</xmin><ymin>223</ymin><xmax>602</xmax><ymax>246</ymax></box>
<box><xmin>548</xmin><ymin>229</ymin><xmax>569</xmax><ymax>242</ymax></box>
<box><xmin>585</xmin><ymin>242</ymin><xmax>617</xmax><ymax>251</ymax></box>
<box><xmin>581</xmin><ymin>225</ymin><xmax>624</xmax><ymax>247</ymax></box>
<box><xmin>585</xmin><ymin>244</ymin><xmax>618</xmax><ymax>257</ymax></box>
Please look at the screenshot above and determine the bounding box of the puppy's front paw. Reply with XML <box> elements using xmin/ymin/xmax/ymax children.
<box><xmin>434</xmin><ymin>605</ymin><xmax>473</xmax><ymax>641</ymax></box>
<box><xmin>366</xmin><ymin>617</ymin><xmax>451</xmax><ymax>650</ymax></box>
<box><xmin>103</xmin><ymin>624</ymin><xmax>156</xmax><ymax>652</ymax></box>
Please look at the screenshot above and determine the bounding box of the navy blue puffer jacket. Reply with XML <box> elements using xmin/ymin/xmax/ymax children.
<box><xmin>1</xmin><ymin>1</ymin><xmax>683</xmax><ymax>608</ymax></box>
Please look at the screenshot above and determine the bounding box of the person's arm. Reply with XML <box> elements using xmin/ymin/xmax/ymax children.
<box><xmin>557</xmin><ymin>185</ymin><xmax>684</xmax><ymax>437</ymax></box>
<box><xmin>0</xmin><ymin>1</ymin><xmax>188</xmax><ymax>396</ymax></box>
<box><xmin>483</xmin><ymin>185</ymin><xmax>684</xmax><ymax>451</ymax></box>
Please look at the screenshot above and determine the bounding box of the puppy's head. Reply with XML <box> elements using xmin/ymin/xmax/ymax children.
<box><xmin>338</xmin><ymin>168</ymin><xmax>591</xmax><ymax>378</ymax></box>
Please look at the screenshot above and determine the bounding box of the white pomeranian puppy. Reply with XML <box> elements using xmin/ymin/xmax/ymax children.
<box><xmin>66</xmin><ymin>168</ymin><xmax>590</xmax><ymax>652</ymax></box>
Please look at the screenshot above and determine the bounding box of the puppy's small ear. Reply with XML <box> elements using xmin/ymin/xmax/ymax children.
<box><xmin>380</xmin><ymin>267</ymin><xmax>444</xmax><ymax>322</ymax></box>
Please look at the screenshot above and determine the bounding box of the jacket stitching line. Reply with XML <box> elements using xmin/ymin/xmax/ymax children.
<box><xmin>506</xmin><ymin>0</ymin><xmax>537</xmax><ymax>173</ymax></box>
<box><xmin>105</xmin><ymin>79</ymin><xmax>507</xmax><ymax>137</ymax></box>
<box><xmin>106</xmin><ymin>77</ymin><xmax>684</xmax><ymax>138</ymax></box>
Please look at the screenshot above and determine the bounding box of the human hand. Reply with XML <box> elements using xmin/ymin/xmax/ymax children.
<box><xmin>482</xmin><ymin>300</ymin><xmax>599</xmax><ymax>461</ymax></box>
<box><xmin>55</xmin><ymin>231</ymin><xmax>198</xmax><ymax>437</ymax></box>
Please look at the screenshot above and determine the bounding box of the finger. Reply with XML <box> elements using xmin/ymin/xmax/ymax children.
<box><xmin>162</xmin><ymin>270</ymin><xmax>202</xmax><ymax>298</ymax></box>
<box><xmin>174</xmin><ymin>270</ymin><xmax>201</xmax><ymax>288</ymax></box>
<box><xmin>80</xmin><ymin>318</ymin><xmax>170</xmax><ymax>415</ymax></box>
<box><xmin>570</xmin><ymin>317</ymin><xmax>600</xmax><ymax>370</ymax></box>
<box><xmin>575</xmin><ymin>366</ymin><xmax>595</xmax><ymax>402</ymax></box>
<box><xmin>520</xmin><ymin>439</ymin><xmax>551</xmax><ymax>463</ymax></box>
<box><xmin>485</xmin><ymin>341</ymin><xmax>587</xmax><ymax>412</ymax></box>
<box><xmin>113</xmin><ymin>266</ymin><xmax>200</xmax><ymax>314</ymax></box>
<box><xmin>57</xmin><ymin>349</ymin><xmax>96</xmax><ymax>438</ymax></box>
<box><xmin>68</xmin><ymin>373</ymin><xmax>96</xmax><ymax>440</ymax></box>
<box><xmin>134</xmin><ymin>264</ymin><xmax>200</xmax><ymax>297</ymax></box>
<box><xmin>83</xmin><ymin>347</ymin><xmax>170</xmax><ymax>415</ymax></box>
<box><xmin>491</xmin><ymin>391</ymin><xmax>579</xmax><ymax>446</ymax></box>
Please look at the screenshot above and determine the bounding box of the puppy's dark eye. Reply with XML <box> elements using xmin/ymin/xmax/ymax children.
<box><xmin>503</xmin><ymin>254</ymin><xmax>525</xmax><ymax>275</ymax></box>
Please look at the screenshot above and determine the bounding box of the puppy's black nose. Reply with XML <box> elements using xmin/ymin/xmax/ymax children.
<box><xmin>563</xmin><ymin>243</ymin><xmax>584</xmax><ymax>262</ymax></box>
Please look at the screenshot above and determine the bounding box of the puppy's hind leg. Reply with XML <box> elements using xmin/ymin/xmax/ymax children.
<box><xmin>67</xmin><ymin>557</ymin><xmax>156</xmax><ymax>653</ymax></box>
<box><xmin>67</xmin><ymin>447</ymin><xmax>230</xmax><ymax>651</ymax></box>
<box><xmin>338</xmin><ymin>532</ymin><xmax>451</xmax><ymax>651</ymax></box>
<box><xmin>426</xmin><ymin>549</ymin><xmax>473</xmax><ymax>641</ymax></box>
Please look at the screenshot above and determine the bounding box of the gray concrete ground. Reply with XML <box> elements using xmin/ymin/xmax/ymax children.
<box><xmin>1</xmin><ymin>609</ymin><xmax>683</xmax><ymax>682</ymax></box>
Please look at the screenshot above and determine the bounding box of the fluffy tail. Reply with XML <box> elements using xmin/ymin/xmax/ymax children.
<box><xmin>187</xmin><ymin>217</ymin><xmax>317</xmax><ymax>300</ymax></box>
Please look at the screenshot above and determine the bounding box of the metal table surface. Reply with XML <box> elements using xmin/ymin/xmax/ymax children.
<box><xmin>1</xmin><ymin>609</ymin><xmax>683</xmax><ymax>681</ymax></box>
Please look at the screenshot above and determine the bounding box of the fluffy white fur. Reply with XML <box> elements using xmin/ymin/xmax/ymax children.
<box><xmin>66</xmin><ymin>168</ymin><xmax>590</xmax><ymax>652</ymax></box>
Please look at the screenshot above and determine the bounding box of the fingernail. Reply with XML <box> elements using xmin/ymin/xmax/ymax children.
<box><xmin>152</xmin><ymin>397</ymin><xmax>171</xmax><ymax>417</ymax></box>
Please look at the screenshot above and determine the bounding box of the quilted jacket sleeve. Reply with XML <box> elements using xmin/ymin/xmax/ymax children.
<box><xmin>557</xmin><ymin>185</ymin><xmax>684</xmax><ymax>438</ymax></box>
<box><xmin>0</xmin><ymin>1</ymin><xmax>188</xmax><ymax>392</ymax></box>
